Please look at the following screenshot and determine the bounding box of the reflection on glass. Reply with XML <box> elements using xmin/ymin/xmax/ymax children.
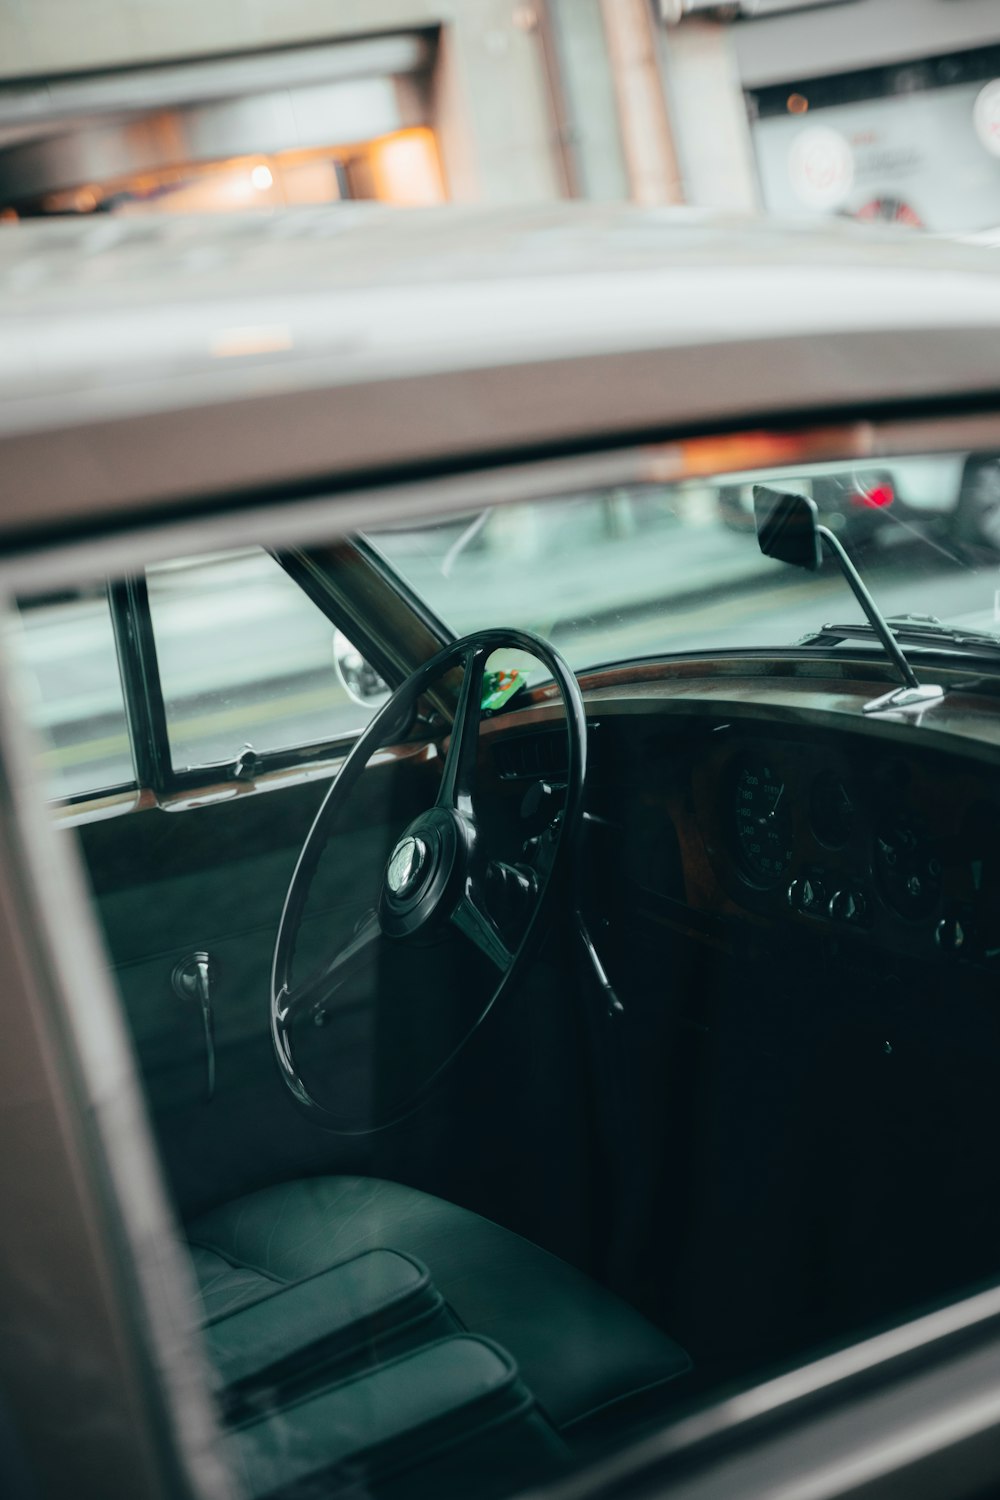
<box><xmin>281</xmin><ymin>647</ymin><xmax>569</xmax><ymax>1133</ymax></box>
<box><xmin>146</xmin><ymin>548</ymin><xmax>370</xmax><ymax>770</ymax></box>
<box><xmin>368</xmin><ymin>454</ymin><xmax>1000</xmax><ymax>672</ymax></box>
<box><xmin>9</xmin><ymin>588</ymin><xmax>134</xmax><ymax>798</ymax></box>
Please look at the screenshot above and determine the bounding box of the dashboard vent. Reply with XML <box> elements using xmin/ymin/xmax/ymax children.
<box><xmin>494</xmin><ymin>731</ymin><xmax>568</xmax><ymax>781</ymax></box>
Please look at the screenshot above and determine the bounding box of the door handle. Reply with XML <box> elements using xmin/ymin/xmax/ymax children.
<box><xmin>171</xmin><ymin>952</ymin><xmax>217</xmax><ymax>1101</ymax></box>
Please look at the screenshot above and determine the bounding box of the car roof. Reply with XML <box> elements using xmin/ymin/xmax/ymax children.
<box><xmin>1</xmin><ymin>203</ymin><xmax>999</xmax><ymax>539</ymax></box>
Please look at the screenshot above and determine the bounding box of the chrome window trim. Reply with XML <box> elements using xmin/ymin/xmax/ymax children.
<box><xmin>548</xmin><ymin>1330</ymin><xmax>1000</xmax><ymax>1500</ymax></box>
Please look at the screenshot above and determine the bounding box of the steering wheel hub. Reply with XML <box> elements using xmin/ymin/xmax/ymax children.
<box><xmin>379</xmin><ymin>807</ymin><xmax>470</xmax><ymax>938</ymax></box>
<box><xmin>386</xmin><ymin>835</ymin><xmax>428</xmax><ymax>896</ymax></box>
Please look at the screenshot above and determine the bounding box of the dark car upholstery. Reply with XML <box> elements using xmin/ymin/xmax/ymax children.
<box><xmin>188</xmin><ymin>1174</ymin><xmax>692</xmax><ymax>1438</ymax></box>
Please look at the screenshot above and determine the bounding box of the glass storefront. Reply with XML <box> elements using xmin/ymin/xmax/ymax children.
<box><xmin>748</xmin><ymin>45</ymin><xmax>1000</xmax><ymax>233</ymax></box>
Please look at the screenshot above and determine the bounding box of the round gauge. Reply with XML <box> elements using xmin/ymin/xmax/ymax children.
<box><xmin>731</xmin><ymin>758</ymin><xmax>793</xmax><ymax>885</ymax></box>
<box><xmin>810</xmin><ymin>770</ymin><xmax>855</xmax><ymax>848</ymax></box>
<box><xmin>874</xmin><ymin>816</ymin><xmax>943</xmax><ymax>920</ymax></box>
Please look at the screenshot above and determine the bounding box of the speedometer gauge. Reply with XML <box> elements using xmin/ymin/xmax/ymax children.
<box><xmin>810</xmin><ymin>769</ymin><xmax>854</xmax><ymax>848</ymax></box>
<box><xmin>732</xmin><ymin>758</ymin><xmax>793</xmax><ymax>885</ymax></box>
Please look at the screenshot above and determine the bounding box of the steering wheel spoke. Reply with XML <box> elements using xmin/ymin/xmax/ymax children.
<box><xmin>435</xmin><ymin>647</ymin><xmax>486</xmax><ymax>815</ymax></box>
<box><xmin>277</xmin><ymin>909</ymin><xmax>381</xmax><ymax>1026</ymax></box>
<box><xmin>450</xmin><ymin>887</ymin><xmax>514</xmax><ymax>973</ymax></box>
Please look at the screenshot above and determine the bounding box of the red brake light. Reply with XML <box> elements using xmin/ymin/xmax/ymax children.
<box><xmin>850</xmin><ymin>481</ymin><xmax>894</xmax><ymax>509</ymax></box>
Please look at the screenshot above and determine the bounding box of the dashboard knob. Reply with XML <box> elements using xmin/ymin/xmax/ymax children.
<box><xmin>520</xmin><ymin>780</ymin><xmax>559</xmax><ymax>822</ymax></box>
<box><xmin>828</xmin><ymin>888</ymin><xmax>867</xmax><ymax>924</ymax></box>
<box><xmin>935</xmin><ymin>916</ymin><xmax>965</xmax><ymax>953</ymax></box>
<box><xmin>787</xmin><ymin>877</ymin><xmax>826</xmax><ymax>914</ymax></box>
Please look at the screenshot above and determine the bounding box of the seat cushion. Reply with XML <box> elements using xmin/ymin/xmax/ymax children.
<box><xmin>188</xmin><ymin>1175</ymin><xmax>690</xmax><ymax>1433</ymax></box>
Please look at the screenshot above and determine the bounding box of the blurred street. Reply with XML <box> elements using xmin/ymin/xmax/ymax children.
<box><xmin>15</xmin><ymin>492</ymin><xmax>999</xmax><ymax>798</ymax></box>
<box><xmin>2</xmin><ymin>0</ymin><xmax>1000</xmax><ymax>797</ymax></box>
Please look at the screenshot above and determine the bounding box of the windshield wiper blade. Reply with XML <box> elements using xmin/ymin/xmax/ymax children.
<box><xmin>440</xmin><ymin>509</ymin><xmax>493</xmax><ymax>578</ymax></box>
<box><xmin>797</xmin><ymin>617</ymin><xmax>1000</xmax><ymax>654</ymax></box>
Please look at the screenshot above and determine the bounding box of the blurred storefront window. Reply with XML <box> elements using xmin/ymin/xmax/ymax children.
<box><xmin>748</xmin><ymin>46</ymin><xmax>1000</xmax><ymax>233</ymax></box>
<box><xmin>34</xmin><ymin>128</ymin><xmax>445</xmax><ymax>217</ymax></box>
<box><xmin>0</xmin><ymin>32</ymin><xmax>446</xmax><ymax>217</ymax></box>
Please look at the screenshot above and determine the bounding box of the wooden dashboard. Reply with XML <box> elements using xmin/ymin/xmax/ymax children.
<box><xmin>486</xmin><ymin>654</ymin><xmax>1000</xmax><ymax>975</ymax></box>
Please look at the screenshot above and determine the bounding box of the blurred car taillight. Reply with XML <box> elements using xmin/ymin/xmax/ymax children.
<box><xmin>850</xmin><ymin>480</ymin><xmax>895</xmax><ymax>509</ymax></box>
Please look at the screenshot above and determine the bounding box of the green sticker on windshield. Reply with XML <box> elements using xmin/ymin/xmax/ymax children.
<box><xmin>481</xmin><ymin>668</ymin><xmax>526</xmax><ymax>714</ymax></box>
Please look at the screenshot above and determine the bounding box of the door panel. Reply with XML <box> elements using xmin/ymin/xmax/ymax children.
<box><xmin>75</xmin><ymin>760</ymin><xmax>428</xmax><ymax>1220</ymax></box>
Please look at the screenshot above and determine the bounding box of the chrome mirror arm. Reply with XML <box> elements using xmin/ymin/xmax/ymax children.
<box><xmin>815</xmin><ymin>525</ymin><xmax>945</xmax><ymax>716</ymax></box>
<box><xmin>755</xmin><ymin>484</ymin><xmax>945</xmax><ymax>717</ymax></box>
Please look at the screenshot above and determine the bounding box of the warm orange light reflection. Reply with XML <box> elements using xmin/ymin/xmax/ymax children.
<box><xmin>787</xmin><ymin>93</ymin><xmax>809</xmax><ymax>115</ymax></box>
<box><xmin>368</xmin><ymin>128</ymin><xmax>446</xmax><ymax>206</ymax></box>
<box><xmin>643</xmin><ymin>426</ymin><xmax>871</xmax><ymax>484</ymax></box>
<box><xmin>210</xmin><ymin>325</ymin><xmax>294</xmax><ymax>359</ymax></box>
<box><xmin>32</xmin><ymin>125</ymin><xmax>446</xmax><ymax>218</ymax></box>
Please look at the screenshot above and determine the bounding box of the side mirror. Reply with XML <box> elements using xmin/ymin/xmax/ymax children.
<box><xmin>333</xmin><ymin>629</ymin><xmax>391</xmax><ymax>709</ymax></box>
<box><xmin>753</xmin><ymin>484</ymin><xmax>823</xmax><ymax>572</ymax></box>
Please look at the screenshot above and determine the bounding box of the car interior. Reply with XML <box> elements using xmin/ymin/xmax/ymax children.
<box><xmin>23</xmin><ymin>465</ymin><xmax>1000</xmax><ymax>1500</ymax></box>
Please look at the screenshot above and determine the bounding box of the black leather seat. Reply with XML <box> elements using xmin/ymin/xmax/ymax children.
<box><xmin>188</xmin><ymin>1175</ymin><xmax>691</xmax><ymax>1439</ymax></box>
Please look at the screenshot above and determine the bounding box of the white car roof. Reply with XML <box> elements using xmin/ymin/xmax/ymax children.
<box><xmin>1</xmin><ymin>204</ymin><xmax>999</xmax><ymax>536</ymax></box>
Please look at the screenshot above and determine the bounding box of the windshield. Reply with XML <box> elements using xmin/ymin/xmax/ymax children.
<box><xmin>367</xmin><ymin>450</ymin><xmax>1000</xmax><ymax>677</ymax></box>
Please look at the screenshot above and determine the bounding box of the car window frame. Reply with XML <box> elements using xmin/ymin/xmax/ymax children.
<box><xmin>7</xmin><ymin>413</ymin><xmax>1000</xmax><ymax>1498</ymax></box>
<box><xmin>46</xmin><ymin>541</ymin><xmax>453</xmax><ymax>807</ymax></box>
<box><xmin>11</xmin><ymin>579</ymin><xmax>142</xmax><ymax>806</ymax></box>
<box><xmin>0</xmin><ymin>631</ymin><xmax>230</xmax><ymax>1500</ymax></box>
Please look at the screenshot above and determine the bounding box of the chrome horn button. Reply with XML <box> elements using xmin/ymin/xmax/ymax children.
<box><xmin>386</xmin><ymin>834</ymin><xmax>428</xmax><ymax>897</ymax></box>
<box><xmin>379</xmin><ymin>810</ymin><xmax>466</xmax><ymax>940</ymax></box>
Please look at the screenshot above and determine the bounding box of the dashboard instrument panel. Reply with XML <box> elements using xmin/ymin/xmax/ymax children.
<box><xmin>730</xmin><ymin>755</ymin><xmax>794</xmax><ymax>885</ymax></box>
<box><xmin>484</xmin><ymin>663</ymin><xmax>1000</xmax><ymax>971</ymax></box>
<box><xmin>681</xmin><ymin>723</ymin><xmax>1000</xmax><ymax>965</ymax></box>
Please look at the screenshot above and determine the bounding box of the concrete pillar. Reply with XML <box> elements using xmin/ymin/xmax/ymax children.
<box><xmin>543</xmin><ymin>0</ymin><xmax>630</xmax><ymax>200</ymax></box>
<box><xmin>658</xmin><ymin>16</ymin><xmax>759</xmax><ymax>212</ymax></box>
<box><xmin>430</xmin><ymin>1</ymin><xmax>563</xmax><ymax>202</ymax></box>
<box><xmin>599</xmin><ymin>0</ymin><xmax>683</xmax><ymax>205</ymax></box>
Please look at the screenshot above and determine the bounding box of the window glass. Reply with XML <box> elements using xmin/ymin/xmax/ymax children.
<box><xmin>12</xmin><ymin>448</ymin><xmax>1000</xmax><ymax>1500</ymax></box>
<box><xmin>146</xmin><ymin>548</ymin><xmax>384</xmax><ymax>772</ymax></box>
<box><xmin>367</xmin><ymin>457</ymin><xmax>998</xmax><ymax>676</ymax></box>
<box><xmin>9</xmin><ymin>587</ymin><xmax>134</xmax><ymax>799</ymax></box>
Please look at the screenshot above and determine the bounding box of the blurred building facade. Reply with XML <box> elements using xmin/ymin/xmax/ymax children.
<box><xmin>711</xmin><ymin>0</ymin><xmax>1000</xmax><ymax>233</ymax></box>
<box><xmin>0</xmin><ymin>0</ymin><xmax>997</xmax><ymax>229</ymax></box>
<box><xmin>0</xmin><ymin>1</ymin><xmax>638</xmax><ymax>215</ymax></box>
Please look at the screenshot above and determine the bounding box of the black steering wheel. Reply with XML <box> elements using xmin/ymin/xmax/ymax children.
<box><xmin>271</xmin><ymin>628</ymin><xmax>586</xmax><ymax>1133</ymax></box>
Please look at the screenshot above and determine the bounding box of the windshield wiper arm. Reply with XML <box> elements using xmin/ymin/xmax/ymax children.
<box><xmin>797</xmin><ymin>617</ymin><xmax>1000</xmax><ymax>654</ymax></box>
<box><xmin>440</xmin><ymin>508</ymin><xmax>493</xmax><ymax>578</ymax></box>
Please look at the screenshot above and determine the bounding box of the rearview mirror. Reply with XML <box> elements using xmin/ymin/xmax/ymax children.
<box><xmin>753</xmin><ymin>484</ymin><xmax>823</xmax><ymax>572</ymax></box>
